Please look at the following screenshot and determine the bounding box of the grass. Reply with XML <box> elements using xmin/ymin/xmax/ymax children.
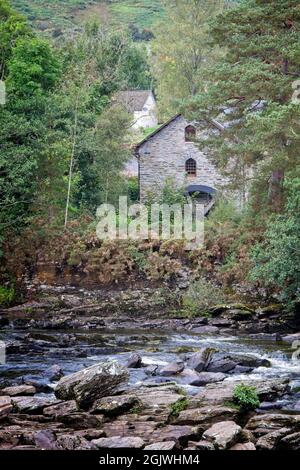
<box><xmin>11</xmin><ymin>0</ymin><xmax>165</xmax><ymax>34</ymax></box>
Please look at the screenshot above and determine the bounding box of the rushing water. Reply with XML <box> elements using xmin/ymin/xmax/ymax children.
<box><xmin>1</xmin><ymin>327</ymin><xmax>300</xmax><ymax>409</ymax></box>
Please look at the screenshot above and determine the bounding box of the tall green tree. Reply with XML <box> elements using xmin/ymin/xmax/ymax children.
<box><xmin>186</xmin><ymin>0</ymin><xmax>300</xmax><ymax>212</ymax></box>
<box><xmin>0</xmin><ymin>0</ymin><xmax>30</xmax><ymax>79</ymax></box>
<box><xmin>152</xmin><ymin>0</ymin><xmax>225</xmax><ymax>119</ymax></box>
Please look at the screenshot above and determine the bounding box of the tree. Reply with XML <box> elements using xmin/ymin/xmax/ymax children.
<box><xmin>0</xmin><ymin>0</ymin><xmax>30</xmax><ymax>79</ymax></box>
<box><xmin>185</xmin><ymin>0</ymin><xmax>300</xmax><ymax>212</ymax></box>
<box><xmin>250</xmin><ymin>175</ymin><xmax>300</xmax><ymax>307</ymax></box>
<box><xmin>7</xmin><ymin>38</ymin><xmax>61</xmax><ymax>96</ymax></box>
<box><xmin>152</xmin><ymin>0</ymin><xmax>225</xmax><ymax>119</ymax></box>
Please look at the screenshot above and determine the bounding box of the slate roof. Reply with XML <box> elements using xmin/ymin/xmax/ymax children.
<box><xmin>114</xmin><ymin>90</ymin><xmax>152</xmax><ymax>113</ymax></box>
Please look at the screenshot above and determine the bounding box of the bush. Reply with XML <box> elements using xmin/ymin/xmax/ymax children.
<box><xmin>180</xmin><ymin>278</ymin><xmax>228</xmax><ymax>317</ymax></box>
<box><xmin>233</xmin><ymin>384</ymin><xmax>260</xmax><ymax>412</ymax></box>
<box><xmin>0</xmin><ymin>285</ymin><xmax>15</xmax><ymax>306</ymax></box>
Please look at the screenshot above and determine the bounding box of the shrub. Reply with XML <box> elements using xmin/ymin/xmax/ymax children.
<box><xmin>233</xmin><ymin>384</ymin><xmax>260</xmax><ymax>412</ymax></box>
<box><xmin>180</xmin><ymin>278</ymin><xmax>228</xmax><ymax>316</ymax></box>
<box><xmin>0</xmin><ymin>285</ymin><xmax>15</xmax><ymax>306</ymax></box>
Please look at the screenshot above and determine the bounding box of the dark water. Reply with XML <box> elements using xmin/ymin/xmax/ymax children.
<box><xmin>0</xmin><ymin>327</ymin><xmax>300</xmax><ymax>408</ymax></box>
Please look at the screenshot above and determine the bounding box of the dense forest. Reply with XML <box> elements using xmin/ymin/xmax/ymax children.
<box><xmin>1</xmin><ymin>0</ymin><xmax>300</xmax><ymax>314</ymax></box>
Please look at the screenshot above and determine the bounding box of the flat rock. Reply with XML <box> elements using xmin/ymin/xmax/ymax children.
<box><xmin>0</xmin><ymin>385</ymin><xmax>36</xmax><ymax>397</ymax></box>
<box><xmin>43</xmin><ymin>400</ymin><xmax>78</xmax><ymax>417</ymax></box>
<box><xmin>191</xmin><ymin>372</ymin><xmax>226</xmax><ymax>386</ymax></box>
<box><xmin>230</xmin><ymin>442</ymin><xmax>256</xmax><ymax>450</ymax></box>
<box><xmin>55</xmin><ymin>360</ymin><xmax>129</xmax><ymax>409</ymax></box>
<box><xmin>245</xmin><ymin>413</ymin><xmax>300</xmax><ymax>437</ymax></box>
<box><xmin>192</xmin><ymin>326</ymin><xmax>219</xmax><ymax>334</ymax></box>
<box><xmin>281</xmin><ymin>332</ymin><xmax>300</xmax><ymax>343</ymax></box>
<box><xmin>0</xmin><ymin>396</ymin><xmax>12</xmax><ymax>418</ymax></box>
<box><xmin>256</xmin><ymin>427</ymin><xmax>291</xmax><ymax>450</ymax></box>
<box><xmin>144</xmin><ymin>441</ymin><xmax>176</xmax><ymax>450</ymax></box>
<box><xmin>194</xmin><ymin>440</ymin><xmax>215</xmax><ymax>450</ymax></box>
<box><xmin>92</xmin><ymin>395</ymin><xmax>140</xmax><ymax>416</ymax></box>
<box><xmin>150</xmin><ymin>425</ymin><xmax>197</xmax><ymax>446</ymax></box>
<box><xmin>195</xmin><ymin>379</ymin><xmax>290</xmax><ymax>406</ymax></box>
<box><xmin>92</xmin><ymin>436</ymin><xmax>145</xmax><ymax>449</ymax></box>
<box><xmin>280</xmin><ymin>431</ymin><xmax>300</xmax><ymax>450</ymax></box>
<box><xmin>203</xmin><ymin>421</ymin><xmax>242</xmax><ymax>450</ymax></box>
<box><xmin>57</xmin><ymin>412</ymin><xmax>103</xmax><ymax>430</ymax></box>
<box><xmin>174</xmin><ymin>406</ymin><xmax>238</xmax><ymax>430</ymax></box>
<box><xmin>11</xmin><ymin>396</ymin><xmax>60</xmax><ymax>414</ymax></box>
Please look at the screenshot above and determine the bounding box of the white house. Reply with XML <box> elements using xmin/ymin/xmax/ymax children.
<box><xmin>114</xmin><ymin>90</ymin><xmax>158</xmax><ymax>130</ymax></box>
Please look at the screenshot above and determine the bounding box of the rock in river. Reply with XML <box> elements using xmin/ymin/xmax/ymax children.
<box><xmin>55</xmin><ymin>360</ymin><xmax>129</xmax><ymax>409</ymax></box>
<box><xmin>126</xmin><ymin>353</ymin><xmax>142</xmax><ymax>369</ymax></box>
<box><xmin>187</xmin><ymin>348</ymin><xmax>214</xmax><ymax>372</ymax></box>
<box><xmin>160</xmin><ymin>361</ymin><xmax>185</xmax><ymax>376</ymax></box>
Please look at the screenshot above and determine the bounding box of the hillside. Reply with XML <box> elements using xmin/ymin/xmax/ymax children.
<box><xmin>11</xmin><ymin>0</ymin><xmax>164</xmax><ymax>38</ymax></box>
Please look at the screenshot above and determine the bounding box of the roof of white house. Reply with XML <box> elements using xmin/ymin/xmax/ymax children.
<box><xmin>114</xmin><ymin>90</ymin><xmax>153</xmax><ymax>113</ymax></box>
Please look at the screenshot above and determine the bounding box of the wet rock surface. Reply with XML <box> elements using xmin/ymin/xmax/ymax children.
<box><xmin>0</xmin><ymin>285</ymin><xmax>300</xmax><ymax>450</ymax></box>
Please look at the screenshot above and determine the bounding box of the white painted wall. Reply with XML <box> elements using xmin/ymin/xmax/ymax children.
<box><xmin>132</xmin><ymin>93</ymin><xmax>158</xmax><ymax>130</ymax></box>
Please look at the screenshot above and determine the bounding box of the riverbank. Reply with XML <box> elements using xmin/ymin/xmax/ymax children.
<box><xmin>1</xmin><ymin>285</ymin><xmax>300</xmax><ymax>450</ymax></box>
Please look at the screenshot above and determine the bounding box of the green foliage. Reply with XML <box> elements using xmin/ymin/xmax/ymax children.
<box><xmin>8</xmin><ymin>37</ymin><xmax>61</xmax><ymax>96</ymax></box>
<box><xmin>250</xmin><ymin>176</ymin><xmax>300</xmax><ymax>307</ymax></box>
<box><xmin>180</xmin><ymin>279</ymin><xmax>228</xmax><ymax>317</ymax></box>
<box><xmin>186</xmin><ymin>0</ymin><xmax>300</xmax><ymax>212</ymax></box>
<box><xmin>0</xmin><ymin>284</ymin><xmax>15</xmax><ymax>306</ymax></box>
<box><xmin>169</xmin><ymin>397</ymin><xmax>188</xmax><ymax>419</ymax></box>
<box><xmin>11</xmin><ymin>0</ymin><xmax>164</xmax><ymax>36</ymax></box>
<box><xmin>233</xmin><ymin>384</ymin><xmax>260</xmax><ymax>412</ymax></box>
<box><xmin>152</xmin><ymin>0</ymin><xmax>224</xmax><ymax>118</ymax></box>
<box><xmin>0</xmin><ymin>0</ymin><xmax>31</xmax><ymax>78</ymax></box>
<box><xmin>127</xmin><ymin>177</ymin><xmax>139</xmax><ymax>203</ymax></box>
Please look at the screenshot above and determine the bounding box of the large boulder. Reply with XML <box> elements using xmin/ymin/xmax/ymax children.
<box><xmin>206</xmin><ymin>359</ymin><xmax>237</xmax><ymax>373</ymax></box>
<box><xmin>187</xmin><ymin>349</ymin><xmax>215</xmax><ymax>372</ymax></box>
<box><xmin>160</xmin><ymin>361</ymin><xmax>185</xmax><ymax>377</ymax></box>
<box><xmin>202</xmin><ymin>421</ymin><xmax>242</xmax><ymax>450</ymax></box>
<box><xmin>126</xmin><ymin>353</ymin><xmax>142</xmax><ymax>369</ymax></box>
<box><xmin>55</xmin><ymin>361</ymin><xmax>129</xmax><ymax>409</ymax></box>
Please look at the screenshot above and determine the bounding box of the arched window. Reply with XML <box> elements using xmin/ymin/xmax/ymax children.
<box><xmin>185</xmin><ymin>125</ymin><xmax>196</xmax><ymax>142</ymax></box>
<box><xmin>185</xmin><ymin>158</ymin><xmax>196</xmax><ymax>176</ymax></box>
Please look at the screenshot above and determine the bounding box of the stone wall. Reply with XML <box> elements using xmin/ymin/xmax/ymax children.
<box><xmin>138</xmin><ymin>115</ymin><xmax>228</xmax><ymax>201</ymax></box>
